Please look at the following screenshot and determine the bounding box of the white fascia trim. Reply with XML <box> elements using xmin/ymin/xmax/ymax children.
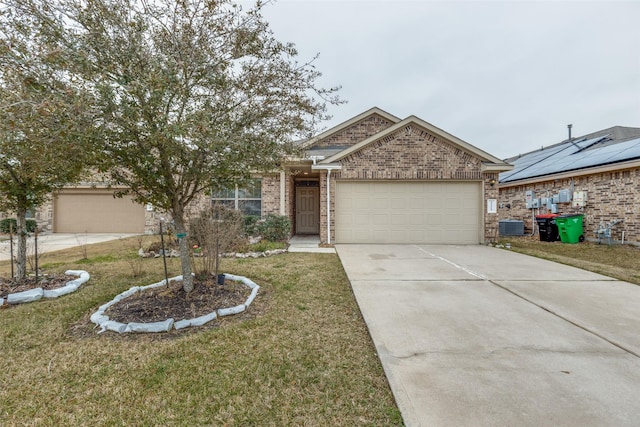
<box><xmin>482</xmin><ymin>162</ymin><xmax>514</xmax><ymax>172</ymax></box>
<box><xmin>321</xmin><ymin>116</ymin><xmax>506</xmax><ymax>165</ymax></box>
<box><xmin>311</xmin><ymin>164</ymin><xmax>342</xmax><ymax>171</ymax></box>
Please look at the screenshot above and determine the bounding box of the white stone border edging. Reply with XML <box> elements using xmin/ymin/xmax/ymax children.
<box><xmin>0</xmin><ymin>270</ymin><xmax>90</xmax><ymax>306</ymax></box>
<box><xmin>139</xmin><ymin>248</ymin><xmax>286</xmax><ymax>259</ymax></box>
<box><xmin>222</xmin><ymin>249</ymin><xmax>287</xmax><ymax>259</ymax></box>
<box><xmin>90</xmin><ymin>273</ymin><xmax>260</xmax><ymax>333</ymax></box>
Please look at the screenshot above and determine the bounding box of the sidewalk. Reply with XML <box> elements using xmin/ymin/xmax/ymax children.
<box><xmin>0</xmin><ymin>233</ymin><xmax>138</xmax><ymax>261</ymax></box>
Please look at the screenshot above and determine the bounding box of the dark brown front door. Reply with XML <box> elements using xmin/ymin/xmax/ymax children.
<box><xmin>296</xmin><ymin>187</ymin><xmax>319</xmax><ymax>234</ymax></box>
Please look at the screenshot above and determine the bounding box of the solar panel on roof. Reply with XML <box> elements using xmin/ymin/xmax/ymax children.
<box><xmin>500</xmin><ymin>137</ymin><xmax>640</xmax><ymax>183</ymax></box>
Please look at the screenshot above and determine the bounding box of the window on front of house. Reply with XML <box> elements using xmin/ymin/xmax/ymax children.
<box><xmin>211</xmin><ymin>179</ymin><xmax>262</xmax><ymax>216</ymax></box>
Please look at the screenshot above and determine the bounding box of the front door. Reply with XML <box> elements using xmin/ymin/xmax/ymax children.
<box><xmin>296</xmin><ymin>187</ymin><xmax>319</xmax><ymax>234</ymax></box>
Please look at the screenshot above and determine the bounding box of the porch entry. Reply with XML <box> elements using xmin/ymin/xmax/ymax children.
<box><xmin>295</xmin><ymin>182</ymin><xmax>320</xmax><ymax>234</ymax></box>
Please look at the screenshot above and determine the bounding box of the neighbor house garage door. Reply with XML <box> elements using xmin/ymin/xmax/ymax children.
<box><xmin>335</xmin><ymin>181</ymin><xmax>482</xmax><ymax>244</ymax></box>
<box><xmin>53</xmin><ymin>189</ymin><xmax>145</xmax><ymax>233</ymax></box>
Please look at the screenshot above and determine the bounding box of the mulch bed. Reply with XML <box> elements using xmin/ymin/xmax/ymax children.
<box><xmin>3</xmin><ymin>272</ymin><xmax>264</xmax><ymax>336</ymax></box>
<box><xmin>0</xmin><ymin>274</ymin><xmax>77</xmax><ymax>300</ymax></box>
<box><xmin>103</xmin><ymin>276</ymin><xmax>251</xmax><ymax>323</ymax></box>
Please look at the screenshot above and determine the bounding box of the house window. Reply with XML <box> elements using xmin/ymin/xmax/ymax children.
<box><xmin>212</xmin><ymin>179</ymin><xmax>262</xmax><ymax>216</ymax></box>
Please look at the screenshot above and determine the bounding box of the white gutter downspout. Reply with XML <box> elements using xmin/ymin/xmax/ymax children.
<box><xmin>312</xmin><ymin>164</ymin><xmax>342</xmax><ymax>244</ymax></box>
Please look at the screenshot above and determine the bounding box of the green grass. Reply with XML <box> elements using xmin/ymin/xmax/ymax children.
<box><xmin>74</xmin><ymin>254</ymin><xmax>120</xmax><ymax>264</ymax></box>
<box><xmin>500</xmin><ymin>236</ymin><xmax>640</xmax><ymax>285</ymax></box>
<box><xmin>247</xmin><ymin>240</ymin><xmax>287</xmax><ymax>252</ymax></box>
<box><xmin>0</xmin><ymin>238</ymin><xmax>403</xmax><ymax>426</ymax></box>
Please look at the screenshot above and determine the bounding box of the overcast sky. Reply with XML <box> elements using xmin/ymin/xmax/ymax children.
<box><xmin>251</xmin><ymin>0</ymin><xmax>639</xmax><ymax>159</ymax></box>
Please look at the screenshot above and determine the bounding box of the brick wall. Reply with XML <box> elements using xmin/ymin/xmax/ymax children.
<box><xmin>0</xmin><ymin>196</ymin><xmax>54</xmax><ymax>232</ymax></box>
<box><xmin>484</xmin><ymin>173</ymin><xmax>500</xmax><ymax>242</ymax></box>
<box><xmin>334</xmin><ymin>125</ymin><xmax>484</xmax><ymax>180</ymax></box>
<box><xmin>317</xmin><ymin>171</ymin><xmax>337</xmax><ymax>244</ymax></box>
<box><xmin>314</xmin><ymin>124</ymin><xmax>498</xmax><ymax>243</ymax></box>
<box><xmin>498</xmin><ymin>166</ymin><xmax>640</xmax><ymax>243</ymax></box>
<box><xmin>313</xmin><ymin>114</ymin><xmax>395</xmax><ymax>148</ymax></box>
<box><xmin>261</xmin><ymin>174</ymin><xmax>281</xmax><ymax>216</ymax></box>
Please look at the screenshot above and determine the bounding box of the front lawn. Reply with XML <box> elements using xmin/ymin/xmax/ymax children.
<box><xmin>500</xmin><ymin>236</ymin><xmax>640</xmax><ymax>285</ymax></box>
<box><xmin>0</xmin><ymin>237</ymin><xmax>402</xmax><ymax>426</ymax></box>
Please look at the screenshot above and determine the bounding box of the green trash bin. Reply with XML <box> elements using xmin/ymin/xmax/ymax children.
<box><xmin>555</xmin><ymin>214</ymin><xmax>585</xmax><ymax>244</ymax></box>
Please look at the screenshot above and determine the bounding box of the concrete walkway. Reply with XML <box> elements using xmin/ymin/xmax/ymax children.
<box><xmin>336</xmin><ymin>244</ymin><xmax>640</xmax><ymax>427</ymax></box>
<box><xmin>0</xmin><ymin>233</ymin><xmax>138</xmax><ymax>261</ymax></box>
<box><xmin>288</xmin><ymin>235</ymin><xmax>336</xmax><ymax>253</ymax></box>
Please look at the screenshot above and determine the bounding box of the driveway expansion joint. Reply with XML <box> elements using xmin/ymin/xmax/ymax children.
<box><xmin>489</xmin><ymin>279</ymin><xmax>640</xmax><ymax>359</ymax></box>
<box><xmin>389</xmin><ymin>347</ymin><xmax>621</xmax><ymax>361</ymax></box>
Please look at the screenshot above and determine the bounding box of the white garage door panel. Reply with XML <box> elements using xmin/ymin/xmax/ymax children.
<box><xmin>335</xmin><ymin>181</ymin><xmax>481</xmax><ymax>244</ymax></box>
<box><xmin>54</xmin><ymin>189</ymin><xmax>145</xmax><ymax>233</ymax></box>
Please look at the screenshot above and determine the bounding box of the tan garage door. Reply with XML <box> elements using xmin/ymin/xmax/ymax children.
<box><xmin>335</xmin><ymin>181</ymin><xmax>482</xmax><ymax>244</ymax></box>
<box><xmin>54</xmin><ymin>189</ymin><xmax>145</xmax><ymax>233</ymax></box>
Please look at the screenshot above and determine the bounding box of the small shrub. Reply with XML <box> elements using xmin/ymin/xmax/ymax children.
<box><xmin>190</xmin><ymin>205</ymin><xmax>244</xmax><ymax>275</ymax></box>
<box><xmin>0</xmin><ymin>218</ymin><xmax>37</xmax><ymax>233</ymax></box>
<box><xmin>243</xmin><ymin>215</ymin><xmax>260</xmax><ymax>236</ymax></box>
<box><xmin>258</xmin><ymin>215</ymin><xmax>291</xmax><ymax>242</ymax></box>
<box><xmin>122</xmin><ymin>235</ymin><xmax>146</xmax><ymax>277</ymax></box>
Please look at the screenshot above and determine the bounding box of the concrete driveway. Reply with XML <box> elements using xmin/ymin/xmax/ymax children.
<box><xmin>0</xmin><ymin>233</ymin><xmax>138</xmax><ymax>261</ymax></box>
<box><xmin>336</xmin><ymin>244</ymin><xmax>640</xmax><ymax>427</ymax></box>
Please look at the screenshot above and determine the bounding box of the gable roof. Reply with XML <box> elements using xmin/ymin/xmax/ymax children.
<box><xmin>300</xmin><ymin>107</ymin><xmax>401</xmax><ymax>150</ymax></box>
<box><xmin>319</xmin><ymin>115</ymin><xmax>512</xmax><ymax>171</ymax></box>
<box><xmin>500</xmin><ymin>126</ymin><xmax>640</xmax><ymax>184</ymax></box>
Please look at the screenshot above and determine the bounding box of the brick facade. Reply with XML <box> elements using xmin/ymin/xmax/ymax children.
<box><xmin>312</xmin><ymin>114</ymin><xmax>395</xmax><ymax>148</ymax></box>
<box><xmin>484</xmin><ymin>173</ymin><xmax>500</xmax><ymax>242</ymax></box>
<box><xmin>261</xmin><ymin>174</ymin><xmax>282</xmax><ymax>216</ymax></box>
<box><xmin>499</xmin><ymin>166</ymin><xmax>640</xmax><ymax>244</ymax></box>
<box><xmin>314</xmin><ymin>123</ymin><xmax>500</xmax><ymax>244</ymax></box>
<box><xmin>317</xmin><ymin>172</ymin><xmax>335</xmax><ymax>244</ymax></box>
<box><xmin>334</xmin><ymin>125</ymin><xmax>484</xmax><ymax>180</ymax></box>
<box><xmin>0</xmin><ymin>193</ymin><xmax>56</xmax><ymax>233</ymax></box>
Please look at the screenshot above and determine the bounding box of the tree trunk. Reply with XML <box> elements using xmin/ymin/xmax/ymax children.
<box><xmin>173</xmin><ymin>213</ymin><xmax>194</xmax><ymax>294</ymax></box>
<box><xmin>15</xmin><ymin>207</ymin><xmax>28</xmax><ymax>282</ymax></box>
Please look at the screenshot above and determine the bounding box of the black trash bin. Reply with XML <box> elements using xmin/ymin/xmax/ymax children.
<box><xmin>536</xmin><ymin>214</ymin><xmax>560</xmax><ymax>242</ymax></box>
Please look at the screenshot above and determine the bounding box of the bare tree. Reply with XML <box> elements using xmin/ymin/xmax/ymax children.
<box><xmin>190</xmin><ymin>204</ymin><xmax>243</xmax><ymax>279</ymax></box>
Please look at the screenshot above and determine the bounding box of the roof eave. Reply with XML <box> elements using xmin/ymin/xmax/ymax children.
<box><xmin>499</xmin><ymin>158</ymin><xmax>640</xmax><ymax>188</ymax></box>
<box><xmin>482</xmin><ymin>162</ymin><xmax>514</xmax><ymax>172</ymax></box>
<box><xmin>311</xmin><ymin>163</ymin><xmax>343</xmax><ymax>171</ymax></box>
<box><xmin>321</xmin><ymin>115</ymin><xmax>506</xmax><ymax>165</ymax></box>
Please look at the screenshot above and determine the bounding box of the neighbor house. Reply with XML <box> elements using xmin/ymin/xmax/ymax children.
<box><xmin>14</xmin><ymin>107</ymin><xmax>513</xmax><ymax>243</ymax></box>
<box><xmin>0</xmin><ymin>185</ymin><xmax>152</xmax><ymax>234</ymax></box>
<box><xmin>498</xmin><ymin>126</ymin><xmax>640</xmax><ymax>244</ymax></box>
